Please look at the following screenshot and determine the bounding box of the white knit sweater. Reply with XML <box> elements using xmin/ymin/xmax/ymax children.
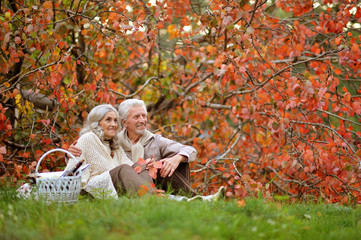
<box><xmin>65</xmin><ymin>132</ymin><xmax>133</xmax><ymax>199</ymax></box>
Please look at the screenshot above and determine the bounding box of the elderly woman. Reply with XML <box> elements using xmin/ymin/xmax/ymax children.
<box><xmin>65</xmin><ymin>104</ymin><xmax>153</xmax><ymax>198</ymax></box>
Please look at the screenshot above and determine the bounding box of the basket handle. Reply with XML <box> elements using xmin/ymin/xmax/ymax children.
<box><xmin>35</xmin><ymin>148</ymin><xmax>78</xmax><ymax>173</ymax></box>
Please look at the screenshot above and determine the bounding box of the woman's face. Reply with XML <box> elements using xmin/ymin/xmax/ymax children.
<box><xmin>99</xmin><ymin>111</ymin><xmax>118</xmax><ymax>139</ymax></box>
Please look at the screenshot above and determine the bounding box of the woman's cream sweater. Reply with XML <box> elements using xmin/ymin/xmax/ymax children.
<box><xmin>65</xmin><ymin>131</ymin><xmax>133</xmax><ymax>198</ymax></box>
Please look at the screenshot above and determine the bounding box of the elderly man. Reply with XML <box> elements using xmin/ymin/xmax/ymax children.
<box><xmin>69</xmin><ymin>99</ymin><xmax>197</xmax><ymax>196</ymax></box>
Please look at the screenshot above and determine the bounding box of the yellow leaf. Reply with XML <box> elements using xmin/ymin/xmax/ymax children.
<box><xmin>207</xmin><ymin>45</ymin><xmax>216</xmax><ymax>53</ymax></box>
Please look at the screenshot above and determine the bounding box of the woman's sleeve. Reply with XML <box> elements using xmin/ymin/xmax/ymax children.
<box><xmin>118</xmin><ymin>147</ymin><xmax>134</xmax><ymax>166</ymax></box>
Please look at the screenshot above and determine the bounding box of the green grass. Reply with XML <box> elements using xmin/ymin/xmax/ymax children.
<box><xmin>1</xmin><ymin>186</ymin><xmax>360</xmax><ymax>240</ymax></box>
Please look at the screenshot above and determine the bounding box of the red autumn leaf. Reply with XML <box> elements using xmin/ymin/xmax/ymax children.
<box><xmin>241</xmin><ymin>174</ymin><xmax>251</xmax><ymax>182</ymax></box>
<box><xmin>344</xmin><ymin>92</ymin><xmax>351</xmax><ymax>102</ymax></box>
<box><xmin>58</xmin><ymin>41</ymin><xmax>65</xmax><ymax>49</ymax></box>
<box><xmin>90</xmin><ymin>84</ymin><xmax>97</xmax><ymax>91</ymax></box>
<box><xmin>15</xmin><ymin>37</ymin><xmax>21</xmax><ymax>44</ymax></box>
<box><xmin>84</xmin><ymin>83</ymin><xmax>91</xmax><ymax>92</ymax></box>
<box><xmin>0</xmin><ymin>146</ymin><xmax>6</xmax><ymax>154</ymax></box>
<box><xmin>40</xmin><ymin>119</ymin><xmax>50</xmax><ymax>126</ymax></box>
<box><xmin>353</xmin><ymin>102</ymin><xmax>361</xmax><ymax>115</ymax></box>
<box><xmin>107</xmin><ymin>81</ymin><xmax>117</xmax><ymax>91</ymax></box>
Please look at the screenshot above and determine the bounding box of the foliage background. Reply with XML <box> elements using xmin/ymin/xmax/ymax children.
<box><xmin>1</xmin><ymin>0</ymin><xmax>361</xmax><ymax>204</ymax></box>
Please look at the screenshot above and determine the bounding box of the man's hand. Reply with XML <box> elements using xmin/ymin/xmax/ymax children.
<box><xmin>159</xmin><ymin>154</ymin><xmax>186</xmax><ymax>178</ymax></box>
<box><xmin>67</xmin><ymin>140</ymin><xmax>82</xmax><ymax>157</ymax></box>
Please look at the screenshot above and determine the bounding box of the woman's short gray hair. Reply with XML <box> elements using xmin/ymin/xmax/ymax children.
<box><xmin>80</xmin><ymin>104</ymin><xmax>121</xmax><ymax>149</ymax></box>
<box><xmin>118</xmin><ymin>99</ymin><xmax>147</xmax><ymax>121</ymax></box>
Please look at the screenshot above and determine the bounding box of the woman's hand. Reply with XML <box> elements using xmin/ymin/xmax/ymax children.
<box><xmin>67</xmin><ymin>140</ymin><xmax>82</xmax><ymax>157</ymax></box>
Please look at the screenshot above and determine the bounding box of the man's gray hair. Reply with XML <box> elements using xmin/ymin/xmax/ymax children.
<box><xmin>118</xmin><ymin>99</ymin><xmax>147</xmax><ymax>121</ymax></box>
<box><xmin>80</xmin><ymin>104</ymin><xmax>121</xmax><ymax>149</ymax></box>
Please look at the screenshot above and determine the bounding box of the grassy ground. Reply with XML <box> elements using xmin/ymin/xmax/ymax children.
<box><xmin>0</xmin><ymin>186</ymin><xmax>360</xmax><ymax>240</ymax></box>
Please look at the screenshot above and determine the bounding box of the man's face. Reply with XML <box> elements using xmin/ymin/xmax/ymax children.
<box><xmin>123</xmin><ymin>106</ymin><xmax>148</xmax><ymax>136</ymax></box>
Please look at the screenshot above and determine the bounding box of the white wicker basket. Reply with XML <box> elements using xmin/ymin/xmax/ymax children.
<box><xmin>35</xmin><ymin>148</ymin><xmax>82</xmax><ymax>204</ymax></box>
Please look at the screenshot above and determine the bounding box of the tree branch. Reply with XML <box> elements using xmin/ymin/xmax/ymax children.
<box><xmin>109</xmin><ymin>77</ymin><xmax>158</xmax><ymax>98</ymax></box>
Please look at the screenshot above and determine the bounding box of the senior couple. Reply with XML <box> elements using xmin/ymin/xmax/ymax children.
<box><xmin>65</xmin><ymin>99</ymin><xmax>224</xmax><ymax>201</ymax></box>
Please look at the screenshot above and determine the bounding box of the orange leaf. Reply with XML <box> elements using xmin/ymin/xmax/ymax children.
<box><xmin>214</xmin><ymin>54</ymin><xmax>225</xmax><ymax>67</ymax></box>
<box><xmin>43</xmin><ymin>1</ymin><xmax>53</xmax><ymax>9</ymax></box>
<box><xmin>134</xmin><ymin>165</ymin><xmax>142</xmax><ymax>174</ymax></box>
<box><xmin>81</xmin><ymin>29</ymin><xmax>88</xmax><ymax>36</ymax></box>
<box><xmin>153</xmin><ymin>161</ymin><xmax>162</xmax><ymax>169</ymax></box>
<box><xmin>96</xmin><ymin>73</ymin><xmax>103</xmax><ymax>81</ymax></box>
<box><xmin>137</xmin><ymin>185</ymin><xmax>148</xmax><ymax>196</ymax></box>
<box><xmin>148</xmin><ymin>168</ymin><xmax>158</xmax><ymax>179</ymax></box>
<box><xmin>81</xmin><ymin>111</ymin><xmax>88</xmax><ymax>118</ymax></box>
<box><xmin>351</xmin><ymin>43</ymin><xmax>359</xmax><ymax>53</ymax></box>
<box><xmin>35</xmin><ymin>150</ymin><xmax>43</xmax><ymax>157</ymax></box>
<box><xmin>207</xmin><ymin>45</ymin><xmax>216</xmax><ymax>53</ymax></box>
<box><xmin>334</xmin><ymin>36</ymin><xmax>342</xmax><ymax>45</ymax></box>
<box><xmin>334</xmin><ymin>69</ymin><xmax>341</xmax><ymax>75</ymax></box>
<box><xmin>137</xmin><ymin>158</ymin><xmax>146</xmax><ymax>165</ymax></box>
<box><xmin>237</xmin><ymin>200</ymin><xmax>246</xmax><ymax>207</ymax></box>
